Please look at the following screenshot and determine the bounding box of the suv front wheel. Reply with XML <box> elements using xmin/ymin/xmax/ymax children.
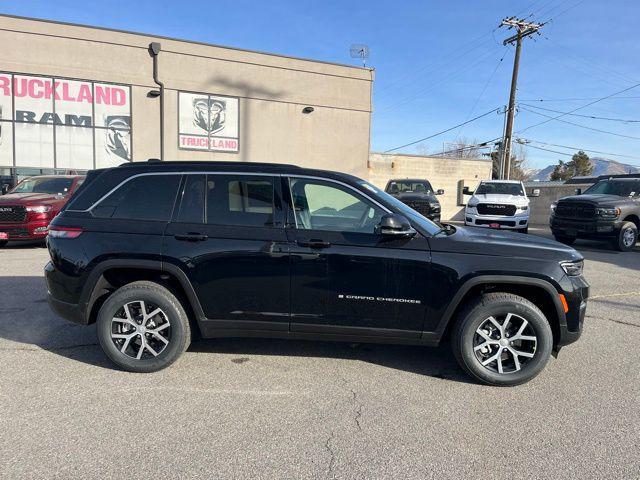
<box><xmin>96</xmin><ymin>281</ymin><xmax>191</xmax><ymax>372</ymax></box>
<box><xmin>452</xmin><ymin>292</ymin><xmax>553</xmax><ymax>386</ymax></box>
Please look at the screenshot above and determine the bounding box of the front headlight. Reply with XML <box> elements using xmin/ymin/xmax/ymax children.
<box><xmin>560</xmin><ymin>260</ymin><xmax>583</xmax><ymax>276</ymax></box>
<box><xmin>550</xmin><ymin>203</ymin><xmax>557</xmax><ymax>214</ymax></box>
<box><xmin>26</xmin><ymin>205</ymin><xmax>52</xmax><ymax>213</ymax></box>
<box><xmin>518</xmin><ymin>205</ymin><xmax>529</xmax><ymax>211</ymax></box>
<box><xmin>467</xmin><ymin>198</ymin><xmax>479</xmax><ymax>208</ymax></box>
<box><xmin>596</xmin><ymin>207</ymin><xmax>620</xmax><ymax>219</ymax></box>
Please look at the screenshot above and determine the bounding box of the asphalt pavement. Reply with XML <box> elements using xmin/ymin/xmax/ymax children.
<box><xmin>0</xmin><ymin>230</ymin><xmax>638</xmax><ymax>479</ymax></box>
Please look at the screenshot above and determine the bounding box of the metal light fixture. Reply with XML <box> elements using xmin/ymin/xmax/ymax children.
<box><xmin>147</xmin><ymin>89</ymin><xmax>161</xmax><ymax>98</ymax></box>
<box><xmin>302</xmin><ymin>106</ymin><xmax>314</xmax><ymax>114</ymax></box>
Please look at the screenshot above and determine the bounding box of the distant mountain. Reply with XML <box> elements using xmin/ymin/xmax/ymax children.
<box><xmin>527</xmin><ymin>157</ymin><xmax>640</xmax><ymax>182</ymax></box>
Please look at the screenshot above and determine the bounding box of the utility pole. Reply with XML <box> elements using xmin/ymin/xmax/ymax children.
<box><xmin>499</xmin><ymin>17</ymin><xmax>543</xmax><ymax>179</ymax></box>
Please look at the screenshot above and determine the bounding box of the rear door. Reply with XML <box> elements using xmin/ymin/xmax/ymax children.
<box><xmin>163</xmin><ymin>173</ymin><xmax>290</xmax><ymax>331</ymax></box>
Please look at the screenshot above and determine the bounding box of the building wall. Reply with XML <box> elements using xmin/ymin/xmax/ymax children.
<box><xmin>525</xmin><ymin>183</ymin><xmax>592</xmax><ymax>226</ymax></box>
<box><xmin>0</xmin><ymin>15</ymin><xmax>373</xmax><ymax>177</ymax></box>
<box><xmin>368</xmin><ymin>152</ymin><xmax>493</xmax><ymax>220</ymax></box>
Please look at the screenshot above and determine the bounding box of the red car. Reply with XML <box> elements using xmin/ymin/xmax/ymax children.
<box><xmin>0</xmin><ymin>175</ymin><xmax>85</xmax><ymax>246</ymax></box>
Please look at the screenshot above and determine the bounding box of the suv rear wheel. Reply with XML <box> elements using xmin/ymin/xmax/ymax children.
<box><xmin>452</xmin><ymin>292</ymin><xmax>553</xmax><ymax>386</ymax></box>
<box><xmin>613</xmin><ymin>221</ymin><xmax>638</xmax><ymax>252</ymax></box>
<box><xmin>96</xmin><ymin>281</ymin><xmax>191</xmax><ymax>373</ymax></box>
<box><xmin>0</xmin><ymin>240</ymin><xmax>7</xmax><ymax>248</ymax></box>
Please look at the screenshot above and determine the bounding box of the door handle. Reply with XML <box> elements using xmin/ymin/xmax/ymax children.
<box><xmin>174</xmin><ymin>233</ymin><xmax>208</xmax><ymax>242</ymax></box>
<box><xmin>298</xmin><ymin>239</ymin><xmax>331</xmax><ymax>249</ymax></box>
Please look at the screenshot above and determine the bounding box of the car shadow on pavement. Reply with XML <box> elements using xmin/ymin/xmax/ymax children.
<box><xmin>0</xmin><ymin>275</ymin><xmax>472</xmax><ymax>383</ymax></box>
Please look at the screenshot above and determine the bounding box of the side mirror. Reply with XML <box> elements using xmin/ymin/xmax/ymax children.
<box><xmin>531</xmin><ymin>188</ymin><xmax>540</xmax><ymax>198</ymax></box>
<box><xmin>574</xmin><ymin>188</ymin><xmax>582</xmax><ymax>195</ymax></box>
<box><xmin>375</xmin><ymin>213</ymin><xmax>417</xmax><ymax>238</ymax></box>
<box><xmin>1</xmin><ymin>184</ymin><xmax>8</xmax><ymax>195</ymax></box>
<box><xmin>462</xmin><ymin>186</ymin><xmax>473</xmax><ymax>195</ymax></box>
<box><xmin>436</xmin><ymin>189</ymin><xmax>445</xmax><ymax>195</ymax></box>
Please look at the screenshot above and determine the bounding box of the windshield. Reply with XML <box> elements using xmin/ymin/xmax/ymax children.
<box><xmin>358</xmin><ymin>180</ymin><xmax>442</xmax><ymax>235</ymax></box>
<box><xmin>386</xmin><ymin>180</ymin><xmax>433</xmax><ymax>194</ymax></box>
<box><xmin>476</xmin><ymin>182</ymin><xmax>524</xmax><ymax>196</ymax></box>
<box><xmin>583</xmin><ymin>180</ymin><xmax>640</xmax><ymax>197</ymax></box>
<box><xmin>10</xmin><ymin>177</ymin><xmax>74</xmax><ymax>195</ymax></box>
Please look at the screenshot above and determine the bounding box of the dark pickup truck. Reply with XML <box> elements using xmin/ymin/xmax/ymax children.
<box><xmin>385</xmin><ymin>178</ymin><xmax>444</xmax><ymax>222</ymax></box>
<box><xmin>550</xmin><ymin>177</ymin><xmax>640</xmax><ymax>251</ymax></box>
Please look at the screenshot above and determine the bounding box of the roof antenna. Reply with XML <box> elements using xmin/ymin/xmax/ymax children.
<box><xmin>350</xmin><ymin>44</ymin><xmax>370</xmax><ymax>67</ymax></box>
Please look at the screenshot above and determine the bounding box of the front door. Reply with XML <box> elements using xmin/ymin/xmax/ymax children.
<box><xmin>163</xmin><ymin>173</ymin><xmax>290</xmax><ymax>331</ymax></box>
<box><xmin>285</xmin><ymin>176</ymin><xmax>430</xmax><ymax>338</ymax></box>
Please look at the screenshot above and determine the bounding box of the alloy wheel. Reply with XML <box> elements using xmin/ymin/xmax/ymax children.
<box><xmin>110</xmin><ymin>300</ymin><xmax>171</xmax><ymax>360</ymax></box>
<box><xmin>622</xmin><ymin>227</ymin><xmax>636</xmax><ymax>248</ymax></box>
<box><xmin>473</xmin><ymin>313</ymin><xmax>537</xmax><ymax>374</ymax></box>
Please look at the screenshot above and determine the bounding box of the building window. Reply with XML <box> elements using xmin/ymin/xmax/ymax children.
<box><xmin>178</xmin><ymin>92</ymin><xmax>239</xmax><ymax>153</ymax></box>
<box><xmin>0</xmin><ymin>72</ymin><xmax>132</xmax><ymax>170</ymax></box>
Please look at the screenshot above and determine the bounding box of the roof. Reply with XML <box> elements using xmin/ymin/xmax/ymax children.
<box><xmin>479</xmin><ymin>179</ymin><xmax>522</xmax><ymax>184</ymax></box>
<box><xmin>0</xmin><ymin>14</ymin><xmax>371</xmax><ymax>74</ymax></box>
<box><xmin>115</xmin><ymin>160</ymin><xmax>358</xmax><ymax>182</ymax></box>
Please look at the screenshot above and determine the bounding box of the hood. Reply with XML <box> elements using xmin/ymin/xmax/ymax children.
<box><xmin>472</xmin><ymin>193</ymin><xmax>529</xmax><ymax>205</ymax></box>
<box><xmin>434</xmin><ymin>226</ymin><xmax>582</xmax><ymax>262</ymax></box>
<box><xmin>0</xmin><ymin>192</ymin><xmax>66</xmax><ymax>205</ymax></box>
<box><xmin>558</xmin><ymin>194</ymin><xmax>624</xmax><ymax>206</ymax></box>
<box><xmin>394</xmin><ymin>192</ymin><xmax>440</xmax><ymax>203</ymax></box>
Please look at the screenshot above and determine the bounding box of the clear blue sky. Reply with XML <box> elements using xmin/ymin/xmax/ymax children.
<box><xmin>1</xmin><ymin>0</ymin><xmax>639</xmax><ymax>169</ymax></box>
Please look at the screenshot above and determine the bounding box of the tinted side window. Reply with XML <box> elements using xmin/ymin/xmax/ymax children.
<box><xmin>289</xmin><ymin>178</ymin><xmax>385</xmax><ymax>233</ymax></box>
<box><xmin>92</xmin><ymin>174</ymin><xmax>181</xmax><ymax>221</ymax></box>
<box><xmin>206</xmin><ymin>175</ymin><xmax>275</xmax><ymax>227</ymax></box>
<box><xmin>176</xmin><ymin>175</ymin><xmax>205</xmax><ymax>223</ymax></box>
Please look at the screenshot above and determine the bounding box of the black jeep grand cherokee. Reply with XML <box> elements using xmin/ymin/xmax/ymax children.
<box><xmin>551</xmin><ymin>177</ymin><xmax>640</xmax><ymax>251</ymax></box>
<box><xmin>46</xmin><ymin>161</ymin><xmax>588</xmax><ymax>386</ymax></box>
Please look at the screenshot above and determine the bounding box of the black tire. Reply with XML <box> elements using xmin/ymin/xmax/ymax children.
<box><xmin>554</xmin><ymin>235</ymin><xmax>576</xmax><ymax>245</ymax></box>
<box><xmin>518</xmin><ymin>227</ymin><xmax>528</xmax><ymax>234</ymax></box>
<box><xmin>451</xmin><ymin>292</ymin><xmax>553</xmax><ymax>387</ymax></box>
<box><xmin>0</xmin><ymin>240</ymin><xmax>7</xmax><ymax>248</ymax></box>
<box><xmin>96</xmin><ymin>281</ymin><xmax>191</xmax><ymax>373</ymax></box>
<box><xmin>613</xmin><ymin>221</ymin><xmax>638</xmax><ymax>252</ymax></box>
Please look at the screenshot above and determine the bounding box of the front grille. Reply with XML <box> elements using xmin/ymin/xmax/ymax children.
<box><xmin>405</xmin><ymin>201</ymin><xmax>432</xmax><ymax>216</ymax></box>
<box><xmin>476</xmin><ymin>203</ymin><xmax>517</xmax><ymax>216</ymax></box>
<box><xmin>0</xmin><ymin>205</ymin><xmax>27</xmax><ymax>222</ymax></box>
<box><xmin>0</xmin><ymin>227</ymin><xmax>30</xmax><ymax>238</ymax></box>
<box><xmin>476</xmin><ymin>219</ymin><xmax>516</xmax><ymax>227</ymax></box>
<box><xmin>555</xmin><ymin>202</ymin><xmax>596</xmax><ymax>219</ymax></box>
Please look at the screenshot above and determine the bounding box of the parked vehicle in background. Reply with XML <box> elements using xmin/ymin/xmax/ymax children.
<box><xmin>45</xmin><ymin>161</ymin><xmax>588</xmax><ymax>386</ymax></box>
<box><xmin>464</xmin><ymin>180</ymin><xmax>530</xmax><ymax>233</ymax></box>
<box><xmin>0</xmin><ymin>175</ymin><xmax>85</xmax><ymax>246</ymax></box>
<box><xmin>385</xmin><ymin>178</ymin><xmax>443</xmax><ymax>222</ymax></box>
<box><xmin>550</xmin><ymin>177</ymin><xmax>640</xmax><ymax>251</ymax></box>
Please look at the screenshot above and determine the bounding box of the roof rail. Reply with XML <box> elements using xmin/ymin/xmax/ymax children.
<box><xmin>117</xmin><ymin>160</ymin><xmax>302</xmax><ymax>169</ymax></box>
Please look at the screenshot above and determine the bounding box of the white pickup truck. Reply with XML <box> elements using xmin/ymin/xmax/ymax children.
<box><xmin>464</xmin><ymin>180</ymin><xmax>530</xmax><ymax>233</ymax></box>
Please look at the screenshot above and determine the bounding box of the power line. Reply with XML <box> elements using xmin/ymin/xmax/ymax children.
<box><xmin>517</xmin><ymin>138</ymin><xmax>640</xmax><ymax>163</ymax></box>
<box><xmin>521</xmin><ymin>103</ymin><xmax>640</xmax><ymax>123</ymax></box>
<box><xmin>519</xmin><ymin>95</ymin><xmax>640</xmax><ymax>102</ymax></box>
<box><xmin>383</xmin><ymin>108</ymin><xmax>500</xmax><ymax>153</ymax></box>
<box><xmin>454</xmin><ymin>47</ymin><xmax>510</xmax><ymax>140</ymax></box>
<box><xmin>519</xmin><ymin>105</ymin><xmax>640</xmax><ymax>140</ymax></box>
<box><xmin>431</xmin><ymin>137</ymin><xmax>501</xmax><ymax>157</ymax></box>
<box><xmin>375</xmin><ymin>47</ymin><xmax>500</xmax><ymax>116</ymax></box>
<box><xmin>516</xmin><ymin>81</ymin><xmax>640</xmax><ymax>134</ymax></box>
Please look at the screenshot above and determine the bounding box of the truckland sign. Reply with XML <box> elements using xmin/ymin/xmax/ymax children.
<box><xmin>0</xmin><ymin>73</ymin><xmax>132</xmax><ymax>170</ymax></box>
<box><xmin>178</xmin><ymin>92</ymin><xmax>239</xmax><ymax>153</ymax></box>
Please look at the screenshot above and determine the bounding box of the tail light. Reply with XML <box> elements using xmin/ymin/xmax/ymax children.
<box><xmin>48</xmin><ymin>226</ymin><xmax>83</xmax><ymax>239</ymax></box>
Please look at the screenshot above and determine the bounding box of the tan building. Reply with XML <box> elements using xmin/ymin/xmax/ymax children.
<box><xmin>0</xmin><ymin>15</ymin><xmax>373</xmax><ymax>183</ymax></box>
<box><xmin>368</xmin><ymin>152</ymin><xmax>493</xmax><ymax>220</ymax></box>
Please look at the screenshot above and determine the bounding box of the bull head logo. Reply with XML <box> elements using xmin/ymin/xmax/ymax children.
<box><xmin>104</xmin><ymin>116</ymin><xmax>131</xmax><ymax>161</ymax></box>
<box><xmin>192</xmin><ymin>97</ymin><xmax>226</xmax><ymax>134</ymax></box>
